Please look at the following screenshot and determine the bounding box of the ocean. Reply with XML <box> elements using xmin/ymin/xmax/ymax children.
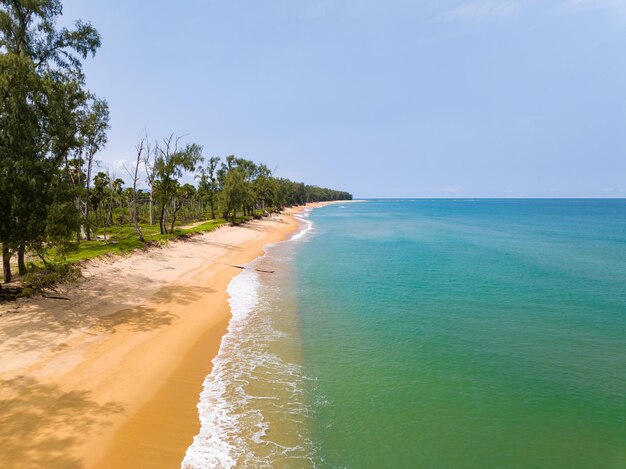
<box><xmin>183</xmin><ymin>199</ymin><xmax>626</xmax><ymax>468</ymax></box>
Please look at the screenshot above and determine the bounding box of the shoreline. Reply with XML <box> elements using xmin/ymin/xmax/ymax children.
<box><xmin>0</xmin><ymin>202</ymin><xmax>340</xmax><ymax>468</ymax></box>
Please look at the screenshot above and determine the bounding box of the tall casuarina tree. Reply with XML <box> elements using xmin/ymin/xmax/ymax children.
<box><xmin>0</xmin><ymin>0</ymin><xmax>102</xmax><ymax>281</ymax></box>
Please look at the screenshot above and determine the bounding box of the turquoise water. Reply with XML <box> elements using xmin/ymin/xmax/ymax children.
<box><xmin>295</xmin><ymin>200</ymin><xmax>626</xmax><ymax>468</ymax></box>
<box><xmin>184</xmin><ymin>199</ymin><xmax>626</xmax><ymax>468</ymax></box>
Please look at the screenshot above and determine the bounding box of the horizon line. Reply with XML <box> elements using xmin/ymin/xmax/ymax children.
<box><xmin>352</xmin><ymin>197</ymin><xmax>626</xmax><ymax>200</ymax></box>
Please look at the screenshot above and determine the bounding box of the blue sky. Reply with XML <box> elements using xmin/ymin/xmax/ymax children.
<box><xmin>62</xmin><ymin>0</ymin><xmax>626</xmax><ymax>198</ymax></box>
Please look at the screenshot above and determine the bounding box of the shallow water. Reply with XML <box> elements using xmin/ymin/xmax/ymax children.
<box><xmin>185</xmin><ymin>200</ymin><xmax>626</xmax><ymax>468</ymax></box>
<box><xmin>182</xmin><ymin>211</ymin><xmax>317</xmax><ymax>468</ymax></box>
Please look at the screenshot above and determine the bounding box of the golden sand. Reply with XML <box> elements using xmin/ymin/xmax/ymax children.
<box><xmin>0</xmin><ymin>205</ymin><xmax>329</xmax><ymax>468</ymax></box>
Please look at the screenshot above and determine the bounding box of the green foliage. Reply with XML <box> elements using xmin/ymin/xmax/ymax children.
<box><xmin>0</xmin><ymin>0</ymin><xmax>105</xmax><ymax>282</ymax></box>
<box><xmin>23</xmin><ymin>262</ymin><xmax>81</xmax><ymax>294</ymax></box>
<box><xmin>80</xmin><ymin>98</ymin><xmax>109</xmax><ymax>155</ymax></box>
<box><xmin>0</xmin><ymin>0</ymin><xmax>101</xmax><ymax>72</ymax></box>
<box><xmin>179</xmin><ymin>219</ymin><xmax>225</xmax><ymax>234</ymax></box>
<box><xmin>154</xmin><ymin>135</ymin><xmax>203</xmax><ymax>234</ymax></box>
<box><xmin>197</xmin><ymin>156</ymin><xmax>220</xmax><ymax>218</ymax></box>
<box><xmin>220</xmin><ymin>166</ymin><xmax>247</xmax><ymax>221</ymax></box>
<box><xmin>0</xmin><ymin>1</ymin><xmax>352</xmax><ymax>287</ymax></box>
<box><xmin>60</xmin><ymin>219</ymin><xmax>227</xmax><ymax>264</ymax></box>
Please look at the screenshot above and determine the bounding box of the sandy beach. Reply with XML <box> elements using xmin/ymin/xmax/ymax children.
<box><xmin>0</xmin><ymin>205</ymin><xmax>324</xmax><ymax>468</ymax></box>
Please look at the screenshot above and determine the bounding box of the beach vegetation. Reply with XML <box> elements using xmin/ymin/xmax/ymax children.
<box><xmin>22</xmin><ymin>263</ymin><xmax>81</xmax><ymax>295</ymax></box>
<box><xmin>0</xmin><ymin>0</ymin><xmax>351</xmax><ymax>295</ymax></box>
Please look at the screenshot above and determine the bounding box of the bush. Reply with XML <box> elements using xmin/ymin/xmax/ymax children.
<box><xmin>23</xmin><ymin>263</ymin><xmax>82</xmax><ymax>292</ymax></box>
<box><xmin>18</xmin><ymin>287</ymin><xmax>35</xmax><ymax>298</ymax></box>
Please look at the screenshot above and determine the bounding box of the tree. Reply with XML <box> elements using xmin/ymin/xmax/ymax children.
<box><xmin>125</xmin><ymin>138</ymin><xmax>145</xmax><ymax>242</ymax></box>
<box><xmin>109</xmin><ymin>175</ymin><xmax>124</xmax><ymax>226</ymax></box>
<box><xmin>92</xmin><ymin>171</ymin><xmax>109</xmax><ymax>237</ymax></box>
<box><xmin>254</xmin><ymin>164</ymin><xmax>276</xmax><ymax>213</ymax></box>
<box><xmin>154</xmin><ymin>135</ymin><xmax>202</xmax><ymax>234</ymax></box>
<box><xmin>80</xmin><ymin>97</ymin><xmax>109</xmax><ymax>240</ymax></box>
<box><xmin>219</xmin><ymin>167</ymin><xmax>246</xmax><ymax>222</ymax></box>
<box><xmin>170</xmin><ymin>183</ymin><xmax>196</xmax><ymax>233</ymax></box>
<box><xmin>0</xmin><ymin>0</ymin><xmax>101</xmax><ymax>71</ymax></box>
<box><xmin>0</xmin><ymin>0</ymin><xmax>102</xmax><ymax>281</ymax></box>
<box><xmin>0</xmin><ymin>52</ymin><xmax>41</xmax><ymax>281</ymax></box>
<box><xmin>143</xmin><ymin>137</ymin><xmax>158</xmax><ymax>225</ymax></box>
<box><xmin>197</xmin><ymin>156</ymin><xmax>220</xmax><ymax>219</ymax></box>
<box><xmin>45</xmin><ymin>76</ymin><xmax>90</xmax><ymax>247</ymax></box>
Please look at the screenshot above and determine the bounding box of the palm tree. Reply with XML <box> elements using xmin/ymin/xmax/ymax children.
<box><xmin>92</xmin><ymin>172</ymin><xmax>110</xmax><ymax>232</ymax></box>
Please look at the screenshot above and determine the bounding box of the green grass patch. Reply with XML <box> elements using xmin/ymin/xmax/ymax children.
<box><xmin>178</xmin><ymin>218</ymin><xmax>226</xmax><ymax>235</ymax></box>
<box><xmin>61</xmin><ymin>217</ymin><xmax>235</xmax><ymax>264</ymax></box>
<box><xmin>8</xmin><ymin>211</ymin><xmax>270</xmax><ymax>286</ymax></box>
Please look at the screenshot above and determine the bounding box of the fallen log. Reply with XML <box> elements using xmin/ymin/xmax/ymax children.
<box><xmin>227</xmin><ymin>264</ymin><xmax>275</xmax><ymax>274</ymax></box>
<box><xmin>0</xmin><ymin>286</ymin><xmax>22</xmax><ymax>303</ymax></box>
<box><xmin>196</xmin><ymin>257</ymin><xmax>275</xmax><ymax>274</ymax></box>
<box><xmin>42</xmin><ymin>294</ymin><xmax>71</xmax><ymax>301</ymax></box>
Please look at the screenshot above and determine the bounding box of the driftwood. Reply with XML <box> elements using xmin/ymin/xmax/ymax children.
<box><xmin>0</xmin><ymin>286</ymin><xmax>22</xmax><ymax>303</ymax></box>
<box><xmin>195</xmin><ymin>256</ymin><xmax>276</xmax><ymax>274</ymax></box>
<box><xmin>226</xmin><ymin>264</ymin><xmax>275</xmax><ymax>274</ymax></box>
<box><xmin>0</xmin><ymin>285</ymin><xmax>70</xmax><ymax>303</ymax></box>
<box><xmin>41</xmin><ymin>294</ymin><xmax>71</xmax><ymax>301</ymax></box>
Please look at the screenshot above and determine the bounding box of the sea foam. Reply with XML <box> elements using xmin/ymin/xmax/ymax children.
<box><xmin>181</xmin><ymin>267</ymin><xmax>260</xmax><ymax>468</ymax></box>
<box><xmin>291</xmin><ymin>209</ymin><xmax>313</xmax><ymax>241</ymax></box>
<box><xmin>182</xmin><ymin>214</ymin><xmax>315</xmax><ymax>468</ymax></box>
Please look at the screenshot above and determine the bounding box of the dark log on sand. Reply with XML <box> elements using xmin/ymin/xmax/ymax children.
<box><xmin>227</xmin><ymin>264</ymin><xmax>275</xmax><ymax>274</ymax></box>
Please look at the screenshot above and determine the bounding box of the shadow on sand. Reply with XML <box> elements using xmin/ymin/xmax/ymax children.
<box><xmin>0</xmin><ymin>376</ymin><xmax>124</xmax><ymax>469</ymax></box>
<box><xmin>95</xmin><ymin>285</ymin><xmax>213</xmax><ymax>333</ymax></box>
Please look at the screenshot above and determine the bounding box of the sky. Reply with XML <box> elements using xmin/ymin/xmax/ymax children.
<box><xmin>61</xmin><ymin>0</ymin><xmax>626</xmax><ymax>198</ymax></box>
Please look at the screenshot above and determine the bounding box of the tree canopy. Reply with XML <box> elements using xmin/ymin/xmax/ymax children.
<box><xmin>0</xmin><ymin>0</ymin><xmax>351</xmax><ymax>285</ymax></box>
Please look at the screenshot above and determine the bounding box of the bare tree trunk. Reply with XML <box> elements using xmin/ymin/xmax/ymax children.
<box><xmin>149</xmin><ymin>189</ymin><xmax>154</xmax><ymax>225</ymax></box>
<box><xmin>3</xmin><ymin>245</ymin><xmax>12</xmax><ymax>284</ymax></box>
<box><xmin>18</xmin><ymin>243</ymin><xmax>27</xmax><ymax>276</ymax></box>
<box><xmin>75</xmin><ymin>196</ymin><xmax>85</xmax><ymax>244</ymax></box>
<box><xmin>143</xmin><ymin>137</ymin><xmax>156</xmax><ymax>226</ymax></box>
<box><xmin>160</xmin><ymin>203</ymin><xmax>167</xmax><ymax>234</ymax></box>
<box><xmin>103</xmin><ymin>204</ymin><xmax>110</xmax><ymax>241</ymax></box>
<box><xmin>76</xmin><ymin>197</ymin><xmax>81</xmax><ymax>244</ymax></box>
<box><xmin>170</xmin><ymin>201</ymin><xmax>181</xmax><ymax>233</ymax></box>
<box><xmin>128</xmin><ymin>140</ymin><xmax>146</xmax><ymax>242</ymax></box>
<box><xmin>85</xmin><ymin>151</ymin><xmax>95</xmax><ymax>240</ymax></box>
<box><xmin>133</xmin><ymin>201</ymin><xmax>144</xmax><ymax>242</ymax></box>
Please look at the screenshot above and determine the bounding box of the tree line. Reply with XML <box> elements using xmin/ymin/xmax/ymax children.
<box><xmin>87</xmin><ymin>134</ymin><xmax>351</xmax><ymax>242</ymax></box>
<box><xmin>0</xmin><ymin>1</ymin><xmax>351</xmax><ymax>285</ymax></box>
